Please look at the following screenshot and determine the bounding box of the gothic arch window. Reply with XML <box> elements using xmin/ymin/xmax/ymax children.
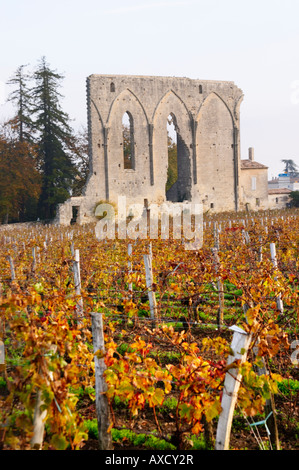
<box><xmin>166</xmin><ymin>113</ymin><xmax>178</xmax><ymax>195</ymax></box>
<box><xmin>166</xmin><ymin>113</ymin><xmax>191</xmax><ymax>202</ymax></box>
<box><xmin>110</xmin><ymin>82</ymin><xmax>115</xmax><ymax>92</ymax></box>
<box><xmin>122</xmin><ymin>112</ymin><xmax>135</xmax><ymax>170</ymax></box>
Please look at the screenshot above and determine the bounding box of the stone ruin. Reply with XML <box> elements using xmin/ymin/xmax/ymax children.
<box><xmin>56</xmin><ymin>74</ymin><xmax>245</xmax><ymax>225</ymax></box>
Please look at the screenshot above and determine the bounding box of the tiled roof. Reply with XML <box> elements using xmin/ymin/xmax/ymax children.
<box><xmin>241</xmin><ymin>159</ymin><xmax>268</xmax><ymax>169</ymax></box>
<box><xmin>268</xmin><ymin>188</ymin><xmax>292</xmax><ymax>195</ymax></box>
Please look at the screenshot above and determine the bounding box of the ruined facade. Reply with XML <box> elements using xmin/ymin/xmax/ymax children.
<box><xmin>56</xmin><ymin>74</ymin><xmax>268</xmax><ymax>225</ymax></box>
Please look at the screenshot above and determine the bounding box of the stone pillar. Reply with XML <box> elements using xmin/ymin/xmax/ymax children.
<box><xmin>148</xmin><ymin>123</ymin><xmax>154</xmax><ymax>186</ymax></box>
<box><xmin>103</xmin><ymin>127</ymin><xmax>110</xmax><ymax>200</ymax></box>
<box><xmin>233</xmin><ymin>126</ymin><xmax>240</xmax><ymax>211</ymax></box>
<box><xmin>190</xmin><ymin>116</ymin><xmax>198</xmax><ymax>185</ymax></box>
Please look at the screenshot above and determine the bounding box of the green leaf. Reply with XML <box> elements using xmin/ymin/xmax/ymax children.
<box><xmin>51</xmin><ymin>434</ymin><xmax>68</xmax><ymax>450</ymax></box>
<box><xmin>179</xmin><ymin>403</ymin><xmax>193</xmax><ymax>420</ymax></box>
<box><xmin>151</xmin><ymin>388</ymin><xmax>165</xmax><ymax>406</ymax></box>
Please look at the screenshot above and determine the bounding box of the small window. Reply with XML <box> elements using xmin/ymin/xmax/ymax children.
<box><xmin>210</xmin><ymin>203</ymin><xmax>214</xmax><ymax>209</ymax></box>
<box><xmin>251</xmin><ymin>177</ymin><xmax>257</xmax><ymax>191</ymax></box>
<box><xmin>199</xmin><ymin>84</ymin><xmax>203</xmax><ymax>94</ymax></box>
<box><xmin>256</xmin><ymin>198</ymin><xmax>260</xmax><ymax>207</ymax></box>
<box><xmin>110</xmin><ymin>82</ymin><xmax>115</xmax><ymax>92</ymax></box>
<box><xmin>276</xmin><ymin>197</ymin><xmax>279</xmax><ymax>204</ymax></box>
<box><xmin>71</xmin><ymin>206</ymin><xmax>80</xmax><ymax>224</ymax></box>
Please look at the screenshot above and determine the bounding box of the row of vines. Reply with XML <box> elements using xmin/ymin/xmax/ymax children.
<box><xmin>0</xmin><ymin>209</ymin><xmax>298</xmax><ymax>450</ymax></box>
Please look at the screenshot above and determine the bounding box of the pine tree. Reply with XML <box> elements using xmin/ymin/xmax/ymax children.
<box><xmin>70</xmin><ymin>126</ymin><xmax>90</xmax><ymax>197</ymax></box>
<box><xmin>281</xmin><ymin>159</ymin><xmax>298</xmax><ymax>177</ymax></box>
<box><xmin>6</xmin><ymin>64</ymin><xmax>35</xmax><ymax>143</ymax></box>
<box><xmin>31</xmin><ymin>57</ymin><xmax>77</xmax><ymax>220</ymax></box>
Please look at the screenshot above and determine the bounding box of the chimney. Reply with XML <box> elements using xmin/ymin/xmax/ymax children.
<box><xmin>248</xmin><ymin>147</ymin><xmax>254</xmax><ymax>161</ymax></box>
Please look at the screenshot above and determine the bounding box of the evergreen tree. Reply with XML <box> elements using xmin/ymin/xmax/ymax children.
<box><xmin>6</xmin><ymin>64</ymin><xmax>35</xmax><ymax>143</ymax></box>
<box><xmin>281</xmin><ymin>159</ymin><xmax>298</xmax><ymax>177</ymax></box>
<box><xmin>290</xmin><ymin>191</ymin><xmax>299</xmax><ymax>207</ymax></box>
<box><xmin>70</xmin><ymin>126</ymin><xmax>90</xmax><ymax>197</ymax></box>
<box><xmin>31</xmin><ymin>57</ymin><xmax>77</xmax><ymax>220</ymax></box>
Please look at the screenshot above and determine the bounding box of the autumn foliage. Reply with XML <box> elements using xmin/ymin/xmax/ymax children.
<box><xmin>0</xmin><ymin>124</ymin><xmax>41</xmax><ymax>223</ymax></box>
<box><xmin>0</xmin><ymin>209</ymin><xmax>298</xmax><ymax>449</ymax></box>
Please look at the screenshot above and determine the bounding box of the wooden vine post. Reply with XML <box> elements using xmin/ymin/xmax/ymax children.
<box><xmin>215</xmin><ymin>325</ymin><xmax>252</xmax><ymax>450</ymax></box>
<box><xmin>6</xmin><ymin>255</ymin><xmax>16</xmax><ymax>281</ymax></box>
<box><xmin>31</xmin><ymin>391</ymin><xmax>48</xmax><ymax>450</ymax></box>
<box><xmin>32</xmin><ymin>246</ymin><xmax>37</xmax><ymax>273</ymax></box>
<box><xmin>31</xmin><ymin>345</ymin><xmax>57</xmax><ymax>450</ymax></box>
<box><xmin>91</xmin><ymin>312</ymin><xmax>113</xmax><ymax>450</ymax></box>
<box><xmin>211</xmin><ymin>247</ymin><xmax>224</xmax><ymax>329</ymax></box>
<box><xmin>143</xmin><ymin>253</ymin><xmax>157</xmax><ymax>325</ymax></box>
<box><xmin>258</xmin><ymin>241</ymin><xmax>282</xmax><ymax>449</ymax></box>
<box><xmin>258</xmin><ymin>236</ymin><xmax>263</xmax><ymax>262</ymax></box>
<box><xmin>213</xmin><ymin>222</ymin><xmax>220</xmax><ymax>250</ymax></box>
<box><xmin>270</xmin><ymin>243</ymin><xmax>284</xmax><ymax>315</ymax></box>
<box><xmin>0</xmin><ymin>340</ymin><xmax>4</xmax><ymax>368</ymax></box>
<box><xmin>128</xmin><ymin>243</ymin><xmax>133</xmax><ymax>294</ymax></box>
<box><xmin>71</xmin><ymin>243</ymin><xmax>84</xmax><ymax>323</ymax></box>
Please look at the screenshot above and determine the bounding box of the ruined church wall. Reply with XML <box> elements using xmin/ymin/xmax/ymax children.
<box><xmin>56</xmin><ymin>75</ymin><xmax>244</xmax><ymax>225</ymax></box>
<box><xmin>152</xmin><ymin>89</ymin><xmax>194</xmax><ymax>205</ymax></box>
<box><xmin>196</xmin><ymin>93</ymin><xmax>237</xmax><ymax>212</ymax></box>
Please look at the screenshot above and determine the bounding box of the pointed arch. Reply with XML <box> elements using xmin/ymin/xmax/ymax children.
<box><xmin>152</xmin><ymin>89</ymin><xmax>191</xmax><ymax>124</ymax></box>
<box><xmin>234</xmin><ymin>93</ymin><xmax>244</xmax><ymax>122</ymax></box>
<box><xmin>196</xmin><ymin>90</ymin><xmax>236</xmax><ymax>212</ymax></box>
<box><xmin>152</xmin><ymin>89</ymin><xmax>193</xmax><ymax>202</ymax></box>
<box><xmin>107</xmin><ymin>88</ymin><xmax>149</xmax><ymax>127</ymax></box>
<box><xmin>91</xmin><ymin>98</ymin><xmax>104</xmax><ymax>128</ymax></box>
<box><xmin>196</xmin><ymin>91</ymin><xmax>235</xmax><ymax>126</ymax></box>
<box><xmin>104</xmin><ymin>87</ymin><xmax>151</xmax><ymax>202</ymax></box>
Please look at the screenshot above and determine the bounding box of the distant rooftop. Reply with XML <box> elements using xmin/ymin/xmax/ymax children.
<box><xmin>268</xmin><ymin>188</ymin><xmax>292</xmax><ymax>195</ymax></box>
<box><xmin>241</xmin><ymin>147</ymin><xmax>268</xmax><ymax>170</ymax></box>
<box><xmin>241</xmin><ymin>159</ymin><xmax>268</xmax><ymax>170</ymax></box>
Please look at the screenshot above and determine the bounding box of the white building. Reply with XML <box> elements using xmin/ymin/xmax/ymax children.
<box><xmin>268</xmin><ymin>174</ymin><xmax>299</xmax><ymax>191</ymax></box>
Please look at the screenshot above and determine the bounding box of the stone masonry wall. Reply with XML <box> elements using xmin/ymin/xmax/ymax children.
<box><xmin>56</xmin><ymin>75</ymin><xmax>244</xmax><ymax>225</ymax></box>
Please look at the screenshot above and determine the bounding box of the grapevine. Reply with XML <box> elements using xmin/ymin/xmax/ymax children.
<box><xmin>0</xmin><ymin>209</ymin><xmax>298</xmax><ymax>450</ymax></box>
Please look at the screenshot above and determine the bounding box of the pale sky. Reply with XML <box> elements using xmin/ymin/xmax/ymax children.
<box><xmin>1</xmin><ymin>0</ymin><xmax>299</xmax><ymax>178</ymax></box>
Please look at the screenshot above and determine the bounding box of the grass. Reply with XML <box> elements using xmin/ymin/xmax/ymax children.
<box><xmin>83</xmin><ymin>420</ymin><xmax>210</xmax><ymax>450</ymax></box>
<box><xmin>83</xmin><ymin>420</ymin><xmax>176</xmax><ymax>450</ymax></box>
<box><xmin>278</xmin><ymin>378</ymin><xmax>299</xmax><ymax>396</ymax></box>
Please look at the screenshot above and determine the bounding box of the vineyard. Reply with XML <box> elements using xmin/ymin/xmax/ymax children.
<box><xmin>0</xmin><ymin>208</ymin><xmax>298</xmax><ymax>451</ymax></box>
